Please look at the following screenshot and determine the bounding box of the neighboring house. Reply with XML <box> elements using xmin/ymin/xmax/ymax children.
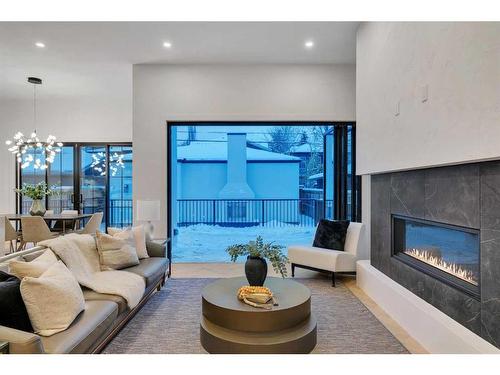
<box><xmin>306</xmin><ymin>172</ymin><xmax>323</xmax><ymax>189</ymax></box>
<box><xmin>246</xmin><ymin>140</ymin><xmax>269</xmax><ymax>151</ymax></box>
<box><xmin>176</xmin><ymin>133</ymin><xmax>300</xmax><ymax>226</ymax></box>
<box><xmin>289</xmin><ymin>143</ymin><xmax>323</xmax><ymax>187</ymax></box>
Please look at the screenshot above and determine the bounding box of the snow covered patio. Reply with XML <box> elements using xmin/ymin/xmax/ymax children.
<box><xmin>173</xmin><ymin>223</ymin><xmax>316</xmax><ymax>262</ymax></box>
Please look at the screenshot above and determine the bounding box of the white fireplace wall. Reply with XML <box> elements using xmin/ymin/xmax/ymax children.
<box><xmin>356</xmin><ymin>22</ymin><xmax>500</xmax><ymax>175</ymax></box>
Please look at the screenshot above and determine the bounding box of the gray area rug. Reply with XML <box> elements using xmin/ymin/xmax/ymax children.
<box><xmin>103</xmin><ymin>278</ymin><xmax>408</xmax><ymax>354</ymax></box>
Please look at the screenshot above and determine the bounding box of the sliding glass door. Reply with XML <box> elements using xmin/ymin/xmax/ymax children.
<box><xmin>323</xmin><ymin>123</ymin><xmax>360</xmax><ymax>221</ymax></box>
<box><xmin>17</xmin><ymin>143</ymin><xmax>132</xmax><ymax>229</ymax></box>
<box><xmin>80</xmin><ymin>146</ymin><xmax>107</xmax><ymax>229</ymax></box>
<box><xmin>108</xmin><ymin>145</ymin><xmax>133</xmax><ymax>227</ymax></box>
<box><xmin>323</xmin><ymin>128</ymin><xmax>335</xmax><ymax>220</ymax></box>
<box><xmin>47</xmin><ymin>146</ymin><xmax>75</xmax><ymax>214</ymax></box>
<box><xmin>167</xmin><ymin>122</ymin><xmax>360</xmax><ymax>263</ymax></box>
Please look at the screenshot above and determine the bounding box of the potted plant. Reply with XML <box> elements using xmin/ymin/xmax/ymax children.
<box><xmin>14</xmin><ymin>182</ymin><xmax>56</xmax><ymax>216</ymax></box>
<box><xmin>226</xmin><ymin>236</ymin><xmax>289</xmax><ymax>286</ymax></box>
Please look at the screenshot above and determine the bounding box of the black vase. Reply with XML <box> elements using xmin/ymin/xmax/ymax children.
<box><xmin>245</xmin><ymin>256</ymin><xmax>268</xmax><ymax>286</ymax></box>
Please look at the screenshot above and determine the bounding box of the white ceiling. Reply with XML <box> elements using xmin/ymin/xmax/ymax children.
<box><xmin>0</xmin><ymin>22</ymin><xmax>359</xmax><ymax>99</ymax></box>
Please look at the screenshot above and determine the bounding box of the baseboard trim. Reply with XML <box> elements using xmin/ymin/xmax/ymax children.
<box><xmin>356</xmin><ymin>260</ymin><xmax>499</xmax><ymax>354</ymax></box>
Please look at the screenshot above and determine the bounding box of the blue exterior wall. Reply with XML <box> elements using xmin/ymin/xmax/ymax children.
<box><xmin>247</xmin><ymin>162</ymin><xmax>299</xmax><ymax>199</ymax></box>
<box><xmin>177</xmin><ymin>160</ymin><xmax>300</xmax><ymax>224</ymax></box>
<box><xmin>178</xmin><ymin>162</ymin><xmax>227</xmax><ymax>199</ymax></box>
<box><xmin>178</xmin><ymin>161</ymin><xmax>299</xmax><ymax>199</ymax></box>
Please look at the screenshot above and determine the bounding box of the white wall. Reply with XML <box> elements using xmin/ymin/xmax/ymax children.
<box><xmin>0</xmin><ymin>72</ymin><xmax>133</xmax><ymax>213</ymax></box>
<box><xmin>133</xmin><ymin>64</ymin><xmax>356</xmax><ymax>238</ymax></box>
<box><xmin>357</xmin><ymin>22</ymin><xmax>500</xmax><ymax>175</ymax></box>
<box><xmin>359</xmin><ymin>174</ymin><xmax>371</xmax><ymax>260</ymax></box>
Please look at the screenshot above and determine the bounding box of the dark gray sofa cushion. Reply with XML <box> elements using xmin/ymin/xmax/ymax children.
<box><xmin>146</xmin><ymin>241</ymin><xmax>166</xmax><ymax>258</ymax></box>
<box><xmin>124</xmin><ymin>257</ymin><xmax>167</xmax><ymax>287</ymax></box>
<box><xmin>83</xmin><ymin>289</ymin><xmax>129</xmax><ymax>316</ymax></box>
<box><xmin>41</xmin><ymin>300</ymin><xmax>118</xmax><ymax>354</ymax></box>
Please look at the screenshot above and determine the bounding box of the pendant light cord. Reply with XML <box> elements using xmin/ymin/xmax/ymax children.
<box><xmin>33</xmin><ymin>82</ymin><xmax>37</xmax><ymax>135</ymax></box>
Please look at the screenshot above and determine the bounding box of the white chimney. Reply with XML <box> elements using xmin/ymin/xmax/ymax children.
<box><xmin>218</xmin><ymin>133</ymin><xmax>255</xmax><ymax>199</ymax></box>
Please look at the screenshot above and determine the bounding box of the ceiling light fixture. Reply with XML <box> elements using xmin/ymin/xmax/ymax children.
<box><xmin>305</xmin><ymin>40</ymin><xmax>314</xmax><ymax>49</ymax></box>
<box><xmin>35</xmin><ymin>42</ymin><xmax>45</xmax><ymax>48</ymax></box>
<box><xmin>163</xmin><ymin>41</ymin><xmax>172</xmax><ymax>48</ymax></box>
<box><xmin>90</xmin><ymin>151</ymin><xmax>125</xmax><ymax>177</ymax></box>
<box><xmin>5</xmin><ymin>77</ymin><xmax>63</xmax><ymax>170</ymax></box>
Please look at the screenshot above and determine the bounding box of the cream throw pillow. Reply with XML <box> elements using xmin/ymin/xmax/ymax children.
<box><xmin>20</xmin><ymin>261</ymin><xmax>85</xmax><ymax>336</ymax></box>
<box><xmin>8</xmin><ymin>249</ymin><xmax>58</xmax><ymax>279</ymax></box>
<box><xmin>96</xmin><ymin>231</ymin><xmax>140</xmax><ymax>270</ymax></box>
<box><xmin>108</xmin><ymin>226</ymin><xmax>149</xmax><ymax>259</ymax></box>
<box><xmin>107</xmin><ymin>227</ymin><xmax>123</xmax><ymax>236</ymax></box>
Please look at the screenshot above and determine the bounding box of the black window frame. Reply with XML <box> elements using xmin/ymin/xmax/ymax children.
<box><xmin>323</xmin><ymin>123</ymin><xmax>361</xmax><ymax>222</ymax></box>
<box><xmin>167</xmin><ymin>121</ymin><xmax>361</xmax><ymax>260</ymax></box>
<box><xmin>15</xmin><ymin>141</ymin><xmax>133</xmax><ymax>230</ymax></box>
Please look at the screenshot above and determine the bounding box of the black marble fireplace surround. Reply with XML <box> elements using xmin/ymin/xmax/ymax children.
<box><xmin>371</xmin><ymin>161</ymin><xmax>500</xmax><ymax>348</ymax></box>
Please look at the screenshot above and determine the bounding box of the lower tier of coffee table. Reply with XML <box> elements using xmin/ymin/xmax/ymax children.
<box><xmin>200</xmin><ymin>314</ymin><xmax>317</xmax><ymax>354</ymax></box>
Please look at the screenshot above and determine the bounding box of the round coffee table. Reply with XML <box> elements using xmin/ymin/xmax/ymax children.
<box><xmin>200</xmin><ymin>277</ymin><xmax>317</xmax><ymax>354</ymax></box>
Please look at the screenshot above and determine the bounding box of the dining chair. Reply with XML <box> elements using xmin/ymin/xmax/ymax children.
<box><xmin>44</xmin><ymin>210</ymin><xmax>54</xmax><ymax>229</ymax></box>
<box><xmin>19</xmin><ymin>216</ymin><xmax>58</xmax><ymax>250</ymax></box>
<box><xmin>52</xmin><ymin>209</ymin><xmax>79</xmax><ymax>232</ymax></box>
<box><xmin>77</xmin><ymin>212</ymin><xmax>103</xmax><ymax>235</ymax></box>
<box><xmin>3</xmin><ymin>216</ymin><xmax>22</xmax><ymax>253</ymax></box>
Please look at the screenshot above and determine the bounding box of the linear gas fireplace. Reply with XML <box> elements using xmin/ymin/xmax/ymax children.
<box><xmin>392</xmin><ymin>215</ymin><xmax>480</xmax><ymax>299</ymax></box>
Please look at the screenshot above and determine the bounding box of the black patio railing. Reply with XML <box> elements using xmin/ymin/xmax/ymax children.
<box><xmin>177</xmin><ymin>198</ymin><xmax>333</xmax><ymax>227</ymax></box>
<box><xmin>20</xmin><ymin>197</ymin><xmax>338</xmax><ymax>229</ymax></box>
<box><xmin>108</xmin><ymin>199</ymin><xmax>133</xmax><ymax>228</ymax></box>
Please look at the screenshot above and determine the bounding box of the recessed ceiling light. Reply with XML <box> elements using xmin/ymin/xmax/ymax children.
<box><xmin>305</xmin><ymin>40</ymin><xmax>314</xmax><ymax>49</ymax></box>
<box><xmin>35</xmin><ymin>42</ymin><xmax>45</xmax><ymax>48</ymax></box>
<box><xmin>163</xmin><ymin>41</ymin><xmax>172</xmax><ymax>48</ymax></box>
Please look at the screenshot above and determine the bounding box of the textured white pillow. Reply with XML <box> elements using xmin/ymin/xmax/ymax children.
<box><xmin>108</xmin><ymin>226</ymin><xmax>149</xmax><ymax>259</ymax></box>
<box><xmin>106</xmin><ymin>227</ymin><xmax>122</xmax><ymax>236</ymax></box>
<box><xmin>131</xmin><ymin>226</ymin><xmax>149</xmax><ymax>259</ymax></box>
<box><xmin>20</xmin><ymin>261</ymin><xmax>85</xmax><ymax>336</ymax></box>
<box><xmin>8</xmin><ymin>249</ymin><xmax>58</xmax><ymax>279</ymax></box>
<box><xmin>96</xmin><ymin>231</ymin><xmax>140</xmax><ymax>270</ymax></box>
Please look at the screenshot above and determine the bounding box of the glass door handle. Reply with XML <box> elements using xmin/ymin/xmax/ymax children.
<box><xmin>79</xmin><ymin>194</ymin><xmax>83</xmax><ymax>203</ymax></box>
<box><xmin>71</xmin><ymin>194</ymin><xmax>74</xmax><ymax>203</ymax></box>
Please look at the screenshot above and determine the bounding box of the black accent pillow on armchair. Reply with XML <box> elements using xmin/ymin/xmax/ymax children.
<box><xmin>0</xmin><ymin>270</ymin><xmax>33</xmax><ymax>332</ymax></box>
<box><xmin>312</xmin><ymin>219</ymin><xmax>350</xmax><ymax>251</ymax></box>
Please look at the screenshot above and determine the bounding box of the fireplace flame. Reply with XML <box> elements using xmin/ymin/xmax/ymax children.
<box><xmin>405</xmin><ymin>248</ymin><xmax>478</xmax><ymax>286</ymax></box>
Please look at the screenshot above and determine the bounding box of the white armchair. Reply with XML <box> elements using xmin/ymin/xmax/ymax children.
<box><xmin>287</xmin><ymin>222</ymin><xmax>364</xmax><ymax>286</ymax></box>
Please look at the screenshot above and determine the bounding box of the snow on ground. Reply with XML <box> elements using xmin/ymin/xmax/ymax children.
<box><xmin>173</xmin><ymin>222</ymin><xmax>316</xmax><ymax>262</ymax></box>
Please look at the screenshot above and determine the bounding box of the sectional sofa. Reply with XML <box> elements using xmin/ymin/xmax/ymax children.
<box><xmin>0</xmin><ymin>240</ymin><xmax>169</xmax><ymax>354</ymax></box>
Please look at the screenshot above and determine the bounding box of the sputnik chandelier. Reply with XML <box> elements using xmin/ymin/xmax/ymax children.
<box><xmin>5</xmin><ymin>77</ymin><xmax>63</xmax><ymax>170</ymax></box>
<box><xmin>90</xmin><ymin>151</ymin><xmax>125</xmax><ymax>177</ymax></box>
<box><xmin>110</xmin><ymin>152</ymin><xmax>126</xmax><ymax>176</ymax></box>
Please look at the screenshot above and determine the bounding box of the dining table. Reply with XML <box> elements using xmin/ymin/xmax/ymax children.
<box><xmin>6</xmin><ymin>213</ymin><xmax>93</xmax><ymax>234</ymax></box>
